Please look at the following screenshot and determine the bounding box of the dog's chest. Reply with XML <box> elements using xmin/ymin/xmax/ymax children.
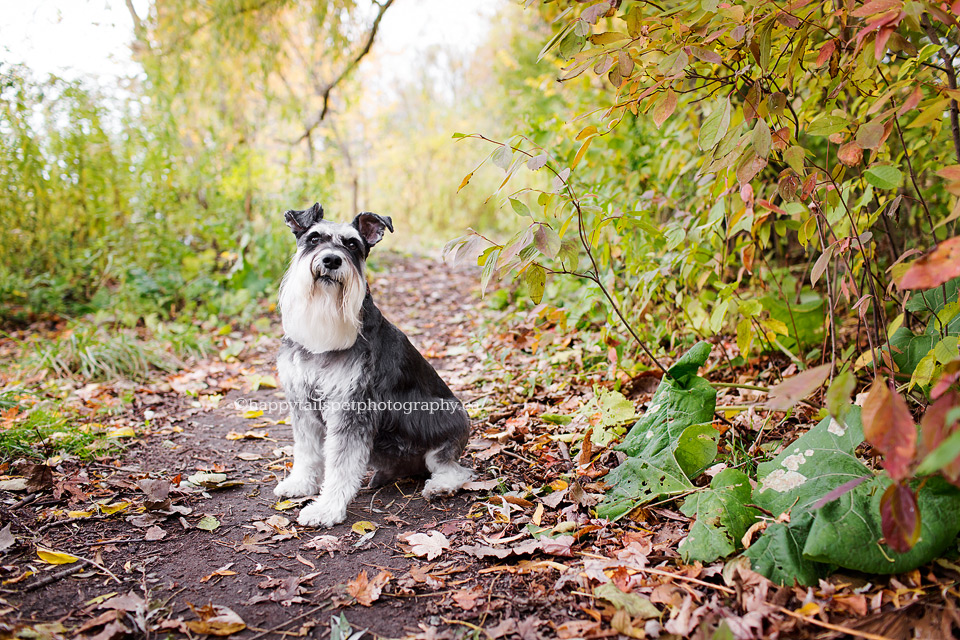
<box><xmin>278</xmin><ymin>344</ymin><xmax>363</xmax><ymax>404</ymax></box>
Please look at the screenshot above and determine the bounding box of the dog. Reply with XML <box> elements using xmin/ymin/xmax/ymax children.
<box><xmin>274</xmin><ymin>203</ymin><xmax>474</xmax><ymax>527</ymax></box>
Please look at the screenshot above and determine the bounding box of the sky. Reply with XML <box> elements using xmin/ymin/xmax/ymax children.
<box><xmin>0</xmin><ymin>0</ymin><xmax>500</xmax><ymax>89</ymax></box>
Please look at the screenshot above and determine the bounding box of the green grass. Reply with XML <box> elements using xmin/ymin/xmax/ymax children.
<box><xmin>22</xmin><ymin>325</ymin><xmax>181</xmax><ymax>382</ymax></box>
<box><xmin>0</xmin><ymin>387</ymin><xmax>126</xmax><ymax>461</ymax></box>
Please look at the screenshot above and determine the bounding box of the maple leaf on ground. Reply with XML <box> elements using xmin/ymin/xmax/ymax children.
<box><xmin>862</xmin><ymin>377</ymin><xmax>917</xmax><ymax>480</ymax></box>
<box><xmin>451</xmin><ymin>585</ymin><xmax>485</xmax><ymax>611</ymax></box>
<box><xmin>238</xmin><ymin>533</ymin><xmax>272</xmax><ymax>553</ymax></box>
<box><xmin>347</xmin><ymin>570</ymin><xmax>392</xmax><ymax>606</ymax></box>
<box><xmin>397</xmin><ymin>530</ymin><xmax>450</xmax><ymax>560</ymax></box>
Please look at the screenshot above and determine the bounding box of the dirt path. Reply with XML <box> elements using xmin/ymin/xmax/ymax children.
<box><xmin>4</xmin><ymin>256</ymin><xmax>540</xmax><ymax>638</ymax></box>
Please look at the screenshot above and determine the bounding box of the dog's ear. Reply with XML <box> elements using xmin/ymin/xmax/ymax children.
<box><xmin>353</xmin><ymin>212</ymin><xmax>394</xmax><ymax>247</ymax></box>
<box><xmin>284</xmin><ymin>203</ymin><xmax>324</xmax><ymax>237</ymax></box>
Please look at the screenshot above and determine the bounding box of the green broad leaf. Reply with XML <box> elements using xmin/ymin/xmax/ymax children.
<box><xmin>806</xmin><ymin>115</ymin><xmax>848</xmax><ymax>137</ymax></box>
<box><xmin>934</xmin><ymin>336</ymin><xmax>960</xmax><ymax>364</ymax></box>
<box><xmin>826</xmin><ymin>370</ymin><xmax>856</xmax><ymax>418</ymax></box>
<box><xmin>762</xmin><ymin>291</ymin><xmax>826</xmax><ymax>352</ymax></box>
<box><xmin>479</xmin><ymin>248</ymin><xmax>501</xmax><ymax>296</ymax></box>
<box><xmin>593</xmin><ymin>583</ymin><xmax>660</xmax><ymax>618</ymax></box>
<box><xmin>698</xmin><ymin>100</ymin><xmax>731</xmax><ymax>151</ymax></box>
<box><xmin>744</xmin><ymin>512</ymin><xmax>825</xmax><ymax>587</ymax></box>
<box><xmin>196</xmin><ymin>515</ymin><xmax>220</xmax><ymax>531</ymax></box>
<box><xmin>752</xmin><ymin>119</ymin><xmax>772</xmax><ymax>159</ymax></box>
<box><xmin>598</xmin><ymin>390</ymin><xmax>637</xmax><ymax>426</ymax></box>
<box><xmin>905</xmin><ymin>278</ymin><xmax>959</xmax><ymax>313</ymax></box>
<box><xmin>805</xmin><ymin>476</ymin><xmax>960</xmax><ymax>574</ymax></box>
<box><xmin>679</xmin><ymin>469</ymin><xmax>759</xmax><ymax>563</ymax></box>
<box><xmin>783</xmin><ymin>146</ymin><xmax>805</xmax><ymax>174</ymax></box>
<box><xmin>657</xmin><ymin>50</ymin><xmax>689</xmax><ymax>76</ymax></box>
<box><xmin>524</xmin><ymin>263</ymin><xmax>546</xmax><ymax>304</ymax></box>
<box><xmin>598</xmin><ymin>342</ymin><xmax>717</xmax><ymax>520</ymax></box>
<box><xmin>887</xmin><ymin>326</ymin><xmax>935</xmax><ymax>375</ymax></box>
<box><xmin>541</xmin><ymin>413</ymin><xmax>572</xmax><ymax>425</ymax></box>
<box><xmin>865</xmin><ymin>165</ymin><xmax>903</xmax><ymax>190</ymax></box>
<box><xmin>509</xmin><ymin>198</ymin><xmax>531</xmax><ymax>217</ymax></box>
<box><xmin>675</xmin><ymin>424</ymin><xmax>719</xmax><ymax>478</ymax></box>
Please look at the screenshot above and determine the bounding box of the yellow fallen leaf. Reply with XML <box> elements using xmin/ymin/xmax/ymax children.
<box><xmin>84</xmin><ymin>592</ymin><xmax>118</xmax><ymax>606</ymax></box>
<box><xmin>274</xmin><ymin>500</ymin><xmax>298</xmax><ymax>511</ymax></box>
<box><xmin>242</xmin><ymin>409</ymin><xmax>264</xmax><ymax>419</ymax></box>
<box><xmin>352</xmin><ymin>520</ymin><xmax>377</xmax><ymax>534</ymax></box>
<box><xmin>37</xmin><ymin>547</ymin><xmax>79</xmax><ymax>565</ymax></box>
<box><xmin>67</xmin><ymin>510</ymin><xmax>94</xmax><ymax>518</ymax></box>
<box><xmin>98</xmin><ymin>501</ymin><xmax>131</xmax><ymax>515</ymax></box>
<box><xmin>106</xmin><ymin>426</ymin><xmax>136</xmax><ymax>438</ymax></box>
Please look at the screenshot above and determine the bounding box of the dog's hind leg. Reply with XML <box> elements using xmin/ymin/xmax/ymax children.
<box><xmin>275</xmin><ymin>406</ymin><xmax>325</xmax><ymax>498</ymax></box>
<box><xmin>423</xmin><ymin>444</ymin><xmax>474</xmax><ymax>500</ymax></box>
<box><xmin>298</xmin><ymin>416</ymin><xmax>371</xmax><ymax>527</ymax></box>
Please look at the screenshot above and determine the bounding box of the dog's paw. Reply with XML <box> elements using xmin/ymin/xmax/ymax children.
<box><xmin>297</xmin><ymin>499</ymin><xmax>346</xmax><ymax>528</ymax></box>
<box><xmin>274</xmin><ymin>475</ymin><xmax>320</xmax><ymax>498</ymax></box>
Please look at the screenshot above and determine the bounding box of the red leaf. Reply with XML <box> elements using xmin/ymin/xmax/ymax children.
<box><xmin>862</xmin><ymin>377</ymin><xmax>917</xmax><ymax>480</ymax></box>
<box><xmin>900</xmin><ymin>236</ymin><xmax>960</xmax><ymax>290</ymax></box>
<box><xmin>816</xmin><ymin>40</ymin><xmax>837</xmax><ymax>67</ymax></box>
<box><xmin>880</xmin><ymin>481</ymin><xmax>920</xmax><ymax>553</ymax></box>
<box><xmin>838</xmin><ymin>141</ymin><xmax>863</xmax><ymax>166</ymax></box>
<box><xmin>851</xmin><ymin>0</ymin><xmax>902</xmax><ymax>18</ymax></box>
<box><xmin>919</xmin><ymin>390</ymin><xmax>960</xmax><ymax>483</ymax></box>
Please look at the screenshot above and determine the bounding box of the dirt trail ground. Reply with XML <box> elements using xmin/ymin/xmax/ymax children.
<box><xmin>5</xmin><ymin>256</ymin><xmax>542</xmax><ymax>638</ymax></box>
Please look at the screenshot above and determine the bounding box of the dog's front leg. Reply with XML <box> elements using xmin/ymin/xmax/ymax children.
<box><xmin>298</xmin><ymin>415</ymin><xmax>370</xmax><ymax>528</ymax></box>
<box><xmin>275</xmin><ymin>406</ymin><xmax>325</xmax><ymax>498</ymax></box>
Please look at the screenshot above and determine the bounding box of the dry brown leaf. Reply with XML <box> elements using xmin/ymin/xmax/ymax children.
<box><xmin>347</xmin><ymin>570</ymin><xmax>392</xmax><ymax>606</ymax></box>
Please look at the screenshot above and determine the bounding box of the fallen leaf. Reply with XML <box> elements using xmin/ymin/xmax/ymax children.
<box><xmin>200</xmin><ymin>563</ymin><xmax>236</xmax><ymax>583</ymax></box>
<box><xmin>185</xmin><ymin>603</ymin><xmax>246</xmax><ymax>636</ymax></box>
<box><xmin>144</xmin><ymin>526</ymin><xmax>167</xmax><ymax>541</ymax></box>
<box><xmin>881</xmin><ymin>481</ymin><xmax>921</xmax><ymax>553</ymax></box>
<box><xmin>239</xmin><ymin>533</ymin><xmax>272</xmax><ymax>553</ymax></box>
<box><xmin>99</xmin><ymin>592</ymin><xmax>146</xmax><ymax>613</ymax></box>
<box><xmin>451</xmin><ymin>585</ymin><xmax>485</xmax><ymax>610</ymax></box>
<box><xmin>37</xmin><ymin>547</ymin><xmax>79</xmax><ymax>565</ymax></box>
<box><xmin>196</xmin><ymin>515</ymin><xmax>221</xmax><ymax>531</ymax></box>
<box><xmin>24</xmin><ymin>463</ymin><xmax>53</xmax><ymax>491</ymax></box>
<box><xmin>89</xmin><ymin>620</ymin><xmax>130</xmax><ymax>640</ymax></box>
<box><xmin>99</xmin><ymin>501</ymin><xmax>131</xmax><ymax>515</ymax></box>
<box><xmin>106</xmin><ymin>426</ymin><xmax>136</xmax><ymax>438</ymax></box>
<box><xmin>347</xmin><ymin>570</ymin><xmax>392</xmax><ymax>606</ymax></box>
<box><xmin>226</xmin><ymin>429</ymin><xmax>268</xmax><ymax>440</ymax></box>
<box><xmin>295</xmin><ymin>553</ymin><xmax>316</xmax><ymax>569</ymax></box>
<box><xmin>0</xmin><ymin>524</ymin><xmax>15</xmax><ymax>552</ymax></box>
<box><xmin>351</xmin><ymin>520</ymin><xmax>377</xmax><ymax>535</ymax></box>
<box><xmin>236</xmin><ymin>452</ymin><xmax>262</xmax><ymax>461</ymax></box>
<box><xmin>138</xmin><ymin>478</ymin><xmax>172</xmax><ymax>511</ymax></box>
<box><xmin>0</xmin><ymin>478</ymin><xmax>28</xmax><ymax>491</ymax></box>
<box><xmin>398</xmin><ymin>531</ymin><xmax>450</xmax><ymax>560</ymax></box>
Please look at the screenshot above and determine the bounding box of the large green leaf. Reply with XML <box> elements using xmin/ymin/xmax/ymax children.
<box><xmin>805</xmin><ymin>475</ymin><xmax>960</xmax><ymax>574</ymax></box>
<box><xmin>761</xmin><ymin>291</ymin><xmax>826</xmax><ymax>352</ymax></box>
<box><xmin>746</xmin><ymin>407</ymin><xmax>960</xmax><ymax>584</ymax></box>
<box><xmin>598</xmin><ymin>342</ymin><xmax>717</xmax><ymax>520</ymax></box>
<box><xmin>679</xmin><ymin>469</ymin><xmax>759</xmax><ymax>564</ymax></box>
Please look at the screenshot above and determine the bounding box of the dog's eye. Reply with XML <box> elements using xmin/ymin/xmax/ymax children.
<box><xmin>305</xmin><ymin>233</ymin><xmax>320</xmax><ymax>246</ymax></box>
<box><xmin>345</xmin><ymin>238</ymin><xmax>359</xmax><ymax>249</ymax></box>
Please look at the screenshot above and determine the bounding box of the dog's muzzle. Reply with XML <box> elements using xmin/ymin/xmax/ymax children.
<box><xmin>312</xmin><ymin>250</ymin><xmax>345</xmax><ymax>285</ymax></box>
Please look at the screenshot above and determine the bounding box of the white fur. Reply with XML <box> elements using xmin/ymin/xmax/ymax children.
<box><xmin>422</xmin><ymin>448</ymin><xmax>474</xmax><ymax>499</ymax></box>
<box><xmin>277</xmin><ymin>222</ymin><xmax>367</xmax><ymax>354</ymax></box>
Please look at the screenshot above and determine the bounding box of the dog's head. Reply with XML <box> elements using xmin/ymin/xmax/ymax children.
<box><xmin>278</xmin><ymin>203</ymin><xmax>394</xmax><ymax>353</ymax></box>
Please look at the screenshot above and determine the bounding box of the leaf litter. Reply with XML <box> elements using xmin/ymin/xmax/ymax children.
<box><xmin>2</xmin><ymin>255</ymin><xmax>959</xmax><ymax>640</ymax></box>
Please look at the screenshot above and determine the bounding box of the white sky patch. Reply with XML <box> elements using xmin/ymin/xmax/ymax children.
<box><xmin>1</xmin><ymin>0</ymin><xmax>500</xmax><ymax>94</ymax></box>
<box><xmin>761</xmin><ymin>469</ymin><xmax>807</xmax><ymax>493</ymax></box>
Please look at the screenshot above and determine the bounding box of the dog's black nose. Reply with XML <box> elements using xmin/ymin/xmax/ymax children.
<box><xmin>322</xmin><ymin>254</ymin><xmax>342</xmax><ymax>270</ymax></box>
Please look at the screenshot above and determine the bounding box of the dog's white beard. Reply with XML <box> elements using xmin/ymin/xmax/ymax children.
<box><xmin>278</xmin><ymin>257</ymin><xmax>366</xmax><ymax>353</ymax></box>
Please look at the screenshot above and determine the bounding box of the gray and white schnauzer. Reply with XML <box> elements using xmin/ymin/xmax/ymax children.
<box><xmin>275</xmin><ymin>203</ymin><xmax>473</xmax><ymax>527</ymax></box>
